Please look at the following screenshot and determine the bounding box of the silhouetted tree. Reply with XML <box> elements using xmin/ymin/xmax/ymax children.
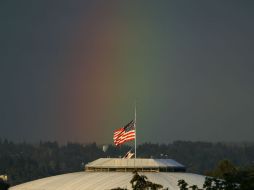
<box><xmin>111</xmin><ymin>171</ymin><xmax>164</xmax><ymax>190</ymax></box>
<box><xmin>0</xmin><ymin>179</ymin><xmax>10</xmax><ymax>190</ymax></box>
<box><xmin>130</xmin><ymin>171</ymin><xmax>148</xmax><ymax>190</ymax></box>
<box><xmin>178</xmin><ymin>176</ymin><xmax>240</xmax><ymax>190</ymax></box>
<box><xmin>206</xmin><ymin>160</ymin><xmax>237</xmax><ymax>178</ymax></box>
<box><xmin>189</xmin><ymin>185</ymin><xmax>199</xmax><ymax>190</ymax></box>
<box><xmin>178</xmin><ymin>179</ymin><xmax>189</xmax><ymax>190</ymax></box>
<box><xmin>206</xmin><ymin>160</ymin><xmax>254</xmax><ymax>190</ymax></box>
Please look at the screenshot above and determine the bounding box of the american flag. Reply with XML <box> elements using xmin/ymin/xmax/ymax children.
<box><xmin>123</xmin><ymin>149</ymin><xmax>134</xmax><ymax>159</ymax></box>
<box><xmin>113</xmin><ymin>120</ymin><xmax>135</xmax><ymax>146</ymax></box>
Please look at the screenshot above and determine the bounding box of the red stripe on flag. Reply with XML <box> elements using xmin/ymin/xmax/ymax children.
<box><xmin>113</xmin><ymin>120</ymin><xmax>135</xmax><ymax>146</ymax></box>
<box><xmin>114</xmin><ymin>129</ymin><xmax>135</xmax><ymax>146</ymax></box>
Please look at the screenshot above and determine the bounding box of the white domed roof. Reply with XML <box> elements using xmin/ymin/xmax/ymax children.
<box><xmin>10</xmin><ymin>159</ymin><xmax>206</xmax><ymax>190</ymax></box>
<box><xmin>10</xmin><ymin>172</ymin><xmax>205</xmax><ymax>190</ymax></box>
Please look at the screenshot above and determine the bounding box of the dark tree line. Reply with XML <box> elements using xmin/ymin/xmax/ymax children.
<box><xmin>178</xmin><ymin>160</ymin><xmax>254</xmax><ymax>190</ymax></box>
<box><xmin>0</xmin><ymin>139</ymin><xmax>253</xmax><ymax>186</ymax></box>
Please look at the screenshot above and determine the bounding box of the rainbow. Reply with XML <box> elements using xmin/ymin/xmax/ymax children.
<box><xmin>53</xmin><ymin>2</ymin><xmax>165</xmax><ymax>144</ymax></box>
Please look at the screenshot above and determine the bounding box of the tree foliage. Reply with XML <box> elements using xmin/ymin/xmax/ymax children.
<box><xmin>178</xmin><ymin>177</ymin><xmax>240</xmax><ymax>190</ymax></box>
<box><xmin>206</xmin><ymin>160</ymin><xmax>254</xmax><ymax>190</ymax></box>
<box><xmin>1</xmin><ymin>139</ymin><xmax>254</xmax><ymax>186</ymax></box>
<box><xmin>178</xmin><ymin>160</ymin><xmax>254</xmax><ymax>190</ymax></box>
<box><xmin>0</xmin><ymin>179</ymin><xmax>10</xmax><ymax>190</ymax></box>
<box><xmin>206</xmin><ymin>160</ymin><xmax>237</xmax><ymax>178</ymax></box>
<box><xmin>130</xmin><ymin>171</ymin><xmax>163</xmax><ymax>190</ymax></box>
<box><xmin>112</xmin><ymin>171</ymin><xmax>164</xmax><ymax>190</ymax></box>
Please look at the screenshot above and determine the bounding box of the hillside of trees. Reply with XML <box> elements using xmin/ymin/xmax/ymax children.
<box><xmin>0</xmin><ymin>139</ymin><xmax>253</xmax><ymax>186</ymax></box>
<box><xmin>177</xmin><ymin>160</ymin><xmax>254</xmax><ymax>190</ymax></box>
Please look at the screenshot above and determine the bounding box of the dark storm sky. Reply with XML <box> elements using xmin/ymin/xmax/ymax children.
<box><xmin>0</xmin><ymin>1</ymin><xmax>254</xmax><ymax>144</ymax></box>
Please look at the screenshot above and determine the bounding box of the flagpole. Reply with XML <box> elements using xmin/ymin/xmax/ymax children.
<box><xmin>134</xmin><ymin>101</ymin><xmax>137</xmax><ymax>159</ymax></box>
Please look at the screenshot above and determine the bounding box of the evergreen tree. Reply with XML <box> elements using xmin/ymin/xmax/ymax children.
<box><xmin>0</xmin><ymin>179</ymin><xmax>10</xmax><ymax>190</ymax></box>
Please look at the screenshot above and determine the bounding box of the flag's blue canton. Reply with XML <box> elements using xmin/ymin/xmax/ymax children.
<box><xmin>124</xmin><ymin>120</ymin><xmax>135</xmax><ymax>132</ymax></box>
